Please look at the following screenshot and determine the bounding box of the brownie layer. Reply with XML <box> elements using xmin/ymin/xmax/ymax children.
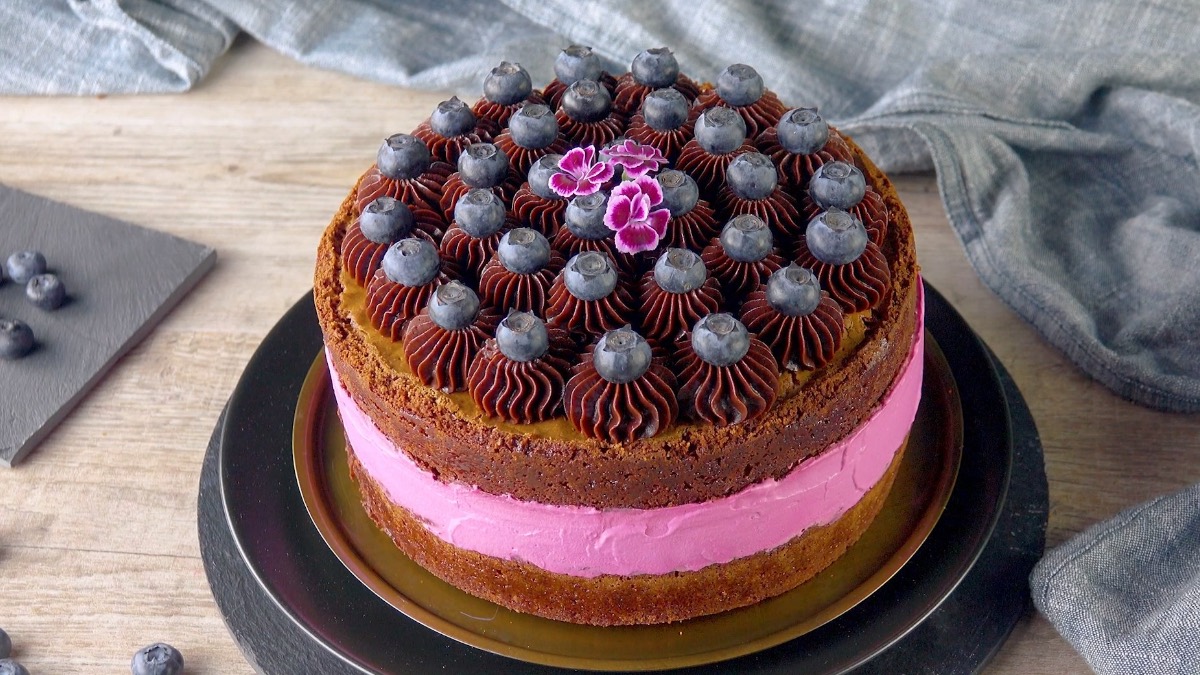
<box><xmin>314</xmin><ymin>135</ymin><xmax>920</xmax><ymax>510</ymax></box>
<box><xmin>348</xmin><ymin>441</ymin><xmax>907</xmax><ymax>626</ymax></box>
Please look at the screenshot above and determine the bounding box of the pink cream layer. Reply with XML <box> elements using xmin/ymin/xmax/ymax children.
<box><xmin>332</xmin><ymin>286</ymin><xmax>925</xmax><ymax>578</ymax></box>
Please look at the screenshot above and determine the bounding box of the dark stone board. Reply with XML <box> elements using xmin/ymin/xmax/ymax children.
<box><xmin>0</xmin><ymin>184</ymin><xmax>216</xmax><ymax>466</ymax></box>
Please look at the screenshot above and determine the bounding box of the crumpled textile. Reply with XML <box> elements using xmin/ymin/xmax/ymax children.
<box><xmin>1031</xmin><ymin>483</ymin><xmax>1200</xmax><ymax>675</ymax></box>
<box><xmin>5</xmin><ymin>3</ymin><xmax>1200</xmax><ymax>668</ymax></box>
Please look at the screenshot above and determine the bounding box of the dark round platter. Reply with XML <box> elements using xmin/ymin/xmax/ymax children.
<box><xmin>199</xmin><ymin>281</ymin><xmax>1048</xmax><ymax>674</ymax></box>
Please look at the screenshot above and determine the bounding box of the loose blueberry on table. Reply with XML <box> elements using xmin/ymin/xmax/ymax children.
<box><xmin>26</xmin><ymin>273</ymin><xmax>66</xmax><ymax>310</ymax></box>
<box><xmin>0</xmin><ymin>659</ymin><xmax>30</xmax><ymax>675</ymax></box>
<box><xmin>0</xmin><ymin>627</ymin><xmax>10</xmax><ymax>659</ymax></box>
<box><xmin>6</xmin><ymin>250</ymin><xmax>47</xmax><ymax>285</ymax></box>
<box><xmin>131</xmin><ymin>642</ymin><xmax>183</xmax><ymax>675</ymax></box>
<box><xmin>0</xmin><ymin>318</ymin><xmax>35</xmax><ymax>360</ymax></box>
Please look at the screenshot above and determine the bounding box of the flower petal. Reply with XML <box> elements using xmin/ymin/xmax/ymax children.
<box><xmin>647</xmin><ymin>208</ymin><xmax>671</xmax><ymax>236</ymax></box>
<box><xmin>615</xmin><ymin>222</ymin><xmax>661</xmax><ymax>254</ymax></box>
<box><xmin>630</xmin><ymin>194</ymin><xmax>651</xmax><ymax>221</ymax></box>
<box><xmin>549</xmin><ymin>173</ymin><xmax>580</xmax><ymax>198</ymax></box>
<box><xmin>558</xmin><ymin>147</ymin><xmax>588</xmax><ymax>177</ymax></box>
<box><xmin>586</xmin><ymin>161</ymin><xmax>615</xmax><ymax>184</ymax></box>
<box><xmin>605</xmin><ymin>195</ymin><xmax>634</xmax><ymax>231</ymax></box>
<box><xmin>613</xmin><ymin>179</ymin><xmax>643</xmax><ymax>201</ymax></box>
<box><xmin>582</xmin><ymin>145</ymin><xmax>595</xmax><ymax>167</ymax></box>
<box><xmin>634</xmin><ymin>175</ymin><xmax>663</xmax><ymax>206</ymax></box>
<box><xmin>574</xmin><ymin>177</ymin><xmax>601</xmax><ymax>196</ymax></box>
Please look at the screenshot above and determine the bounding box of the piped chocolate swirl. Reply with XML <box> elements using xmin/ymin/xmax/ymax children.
<box><xmin>693</xmin><ymin>64</ymin><xmax>787</xmax><ymax>139</ymax></box>
<box><xmin>676</xmin><ymin>313</ymin><xmax>780</xmax><ymax>426</ymax></box>
<box><xmin>639</xmin><ymin>248</ymin><xmax>723</xmax><ymax>342</ymax></box>
<box><xmin>467</xmin><ymin>312</ymin><xmax>573</xmax><ymax>424</ymax></box>
<box><xmin>740</xmin><ymin>264</ymin><xmax>846</xmax><ymax>371</ymax></box>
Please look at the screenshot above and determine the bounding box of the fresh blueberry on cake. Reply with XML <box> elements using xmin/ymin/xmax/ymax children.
<box><xmin>314</xmin><ymin>48</ymin><xmax>923</xmax><ymax>626</ymax></box>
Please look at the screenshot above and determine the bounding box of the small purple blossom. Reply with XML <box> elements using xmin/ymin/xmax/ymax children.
<box><xmin>604</xmin><ymin>175</ymin><xmax>670</xmax><ymax>254</ymax></box>
<box><xmin>550</xmin><ymin>146</ymin><xmax>614</xmax><ymax>198</ymax></box>
<box><xmin>601</xmin><ymin>139</ymin><xmax>668</xmax><ymax>179</ymax></box>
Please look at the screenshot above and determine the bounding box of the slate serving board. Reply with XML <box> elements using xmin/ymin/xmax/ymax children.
<box><xmin>0</xmin><ymin>184</ymin><xmax>216</xmax><ymax>466</ymax></box>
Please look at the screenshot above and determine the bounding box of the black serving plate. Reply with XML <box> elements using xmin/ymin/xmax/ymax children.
<box><xmin>200</xmin><ymin>281</ymin><xmax>1047</xmax><ymax>674</ymax></box>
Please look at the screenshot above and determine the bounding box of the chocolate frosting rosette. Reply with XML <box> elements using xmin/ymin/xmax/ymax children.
<box><xmin>403</xmin><ymin>281</ymin><xmax>499</xmax><ymax>393</ymax></box>
<box><xmin>412</xmin><ymin>96</ymin><xmax>498</xmax><ymax>166</ymax></box>
<box><xmin>564</xmin><ymin>326</ymin><xmax>678</xmax><ymax>442</ymax></box>
<box><xmin>467</xmin><ymin>311</ymin><xmax>573</xmax><ymax>423</ymax></box>
<box><xmin>365</xmin><ymin>237</ymin><xmax>453</xmax><ymax>340</ymax></box>
<box><xmin>693</xmin><ymin>63</ymin><xmax>787</xmax><ymax>139</ymax></box>
<box><xmin>612</xmin><ymin>47</ymin><xmax>700</xmax><ymax>116</ymax></box>
<box><xmin>676</xmin><ymin>313</ymin><xmax>780</xmax><ymax>425</ymax></box>
<box><xmin>740</xmin><ymin>263</ymin><xmax>846</xmax><ymax>371</ymax></box>
<box><xmin>471</xmin><ymin>61</ymin><xmax>545</xmax><ymax>127</ymax></box>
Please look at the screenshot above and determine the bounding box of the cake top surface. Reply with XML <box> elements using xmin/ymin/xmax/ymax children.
<box><xmin>337</xmin><ymin>46</ymin><xmax>901</xmax><ymax>443</ymax></box>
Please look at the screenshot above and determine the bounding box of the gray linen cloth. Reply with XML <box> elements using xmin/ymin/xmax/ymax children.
<box><xmin>5</xmin><ymin>1</ymin><xmax>1200</xmax><ymax>671</ymax></box>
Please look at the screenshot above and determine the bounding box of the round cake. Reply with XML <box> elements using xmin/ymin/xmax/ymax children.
<box><xmin>314</xmin><ymin>47</ymin><xmax>923</xmax><ymax>626</ymax></box>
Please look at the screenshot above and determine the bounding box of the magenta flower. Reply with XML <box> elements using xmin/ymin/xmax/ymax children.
<box><xmin>604</xmin><ymin>176</ymin><xmax>671</xmax><ymax>254</ymax></box>
<box><xmin>550</xmin><ymin>146</ymin><xmax>614</xmax><ymax>198</ymax></box>
<box><xmin>601</xmin><ymin>139</ymin><xmax>667</xmax><ymax>179</ymax></box>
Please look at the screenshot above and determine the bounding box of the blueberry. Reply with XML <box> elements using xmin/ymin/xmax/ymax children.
<box><xmin>776</xmin><ymin>108</ymin><xmax>830</xmax><ymax>155</ymax></box>
<box><xmin>631</xmin><ymin>47</ymin><xmax>680</xmax><ymax>89</ymax></box>
<box><xmin>809</xmin><ymin>161</ymin><xmax>866</xmax><ymax>210</ymax></box>
<box><xmin>507</xmin><ymin>103</ymin><xmax>559</xmax><ymax>149</ymax></box>
<box><xmin>496</xmin><ymin>311</ymin><xmax>550</xmax><ymax>362</ymax></box>
<box><xmin>131</xmin><ymin>642</ymin><xmax>183</xmax><ymax>675</ymax></box>
<box><xmin>554</xmin><ymin>45</ymin><xmax>603</xmax><ymax>86</ymax></box>
<box><xmin>726</xmin><ymin>152</ymin><xmax>779</xmax><ymax>200</ymax></box>
<box><xmin>691</xmin><ymin>313</ymin><xmax>750</xmax><ymax>366</ymax></box>
<box><xmin>653</xmin><ymin>248</ymin><xmax>707</xmax><ymax>294</ymax></box>
<box><xmin>26</xmin><ymin>273</ymin><xmax>66</xmax><ymax>310</ymax></box>
<box><xmin>716</xmin><ymin>64</ymin><xmax>765</xmax><ymax>106</ymax></box>
<box><xmin>429</xmin><ymin>96</ymin><xmax>477</xmax><ymax>138</ymax></box>
<box><xmin>376</xmin><ymin>134</ymin><xmax>432</xmax><ymax>180</ymax></box>
<box><xmin>428</xmin><ymin>281</ymin><xmax>480</xmax><ymax>330</ymax></box>
<box><xmin>360</xmin><ymin>196</ymin><xmax>414</xmax><ymax>243</ymax></box>
<box><xmin>593</xmin><ymin>327</ymin><xmax>653</xmax><ymax>384</ymax></box>
<box><xmin>564</xmin><ymin>251</ymin><xmax>618</xmax><ymax>301</ymax></box>
<box><xmin>694</xmin><ymin>107</ymin><xmax>747</xmax><ymax>155</ymax></box>
<box><xmin>0</xmin><ymin>627</ymin><xmax>10</xmax><ymax>659</ymax></box>
<box><xmin>564</xmin><ymin>192</ymin><xmax>611</xmax><ymax>240</ymax></box>
<box><xmin>561</xmin><ymin>79</ymin><xmax>612</xmax><ymax>123</ymax></box>
<box><xmin>0</xmin><ymin>659</ymin><xmax>29</xmax><ymax>675</ymax></box>
<box><xmin>458</xmin><ymin>142</ymin><xmax>509</xmax><ymax>188</ymax></box>
<box><xmin>766</xmin><ymin>263</ymin><xmax>822</xmax><ymax>316</ymax></box>
<box><xmin>642</xmin><ymin>87</ymin><xmax>689</xmax><ymax>131</ymax></box>
<box><xmin>381</xmin><ymin>238</ymin><xmax>440</xmax><ymax>286</ymax></box>
<box><xmin>806</xmin><ymin>208</ymin><xmax>868</xmax><ymax>265</ymax></box>
<box><xmin>497</xmin><ymin>228</ymin><xmax>551</xmax><ymax>274</ymax></box>
<box><xmin>0</xmin><ymin>318</ymin><xmax>35</xmax><ymax>361</ymax></box>
<box><xmin>719</xmin><ymin>215</ymin><xmax>773</xmax><ymax>263</ymax></box>
<box><xmin>6</xmin><ymin>250</ymin><xmax>47</xmax><ymax>285</ymax></box>
<box><xmin>526</xmin><ymin>153</ymin><xmax>565</xmax><ymax>200</ymax></box>
<box><xmin>454</xmin><ymin>189</ymin><xmax>506</xmax><ymax>238</ymax></box>
<box><xmin>484</xmin><ymin>61</ymin><xmax>533</xmax><ymax>105</ymax></box>
<box><xmin>656</xmin><ymin>170</ymin><xmax>699</xmax><ymax>216</ymax></box>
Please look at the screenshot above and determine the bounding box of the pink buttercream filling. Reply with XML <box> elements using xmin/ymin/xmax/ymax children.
<box><xmin>331</xmin><ymin>286</ymin><xmax>924</xmax><ymax>578</ymax></box>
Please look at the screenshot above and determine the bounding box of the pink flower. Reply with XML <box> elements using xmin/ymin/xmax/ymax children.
<box><xmin>601</xmin><ymin>139</ymin><xmax>667</xmax><ymax>179</ymax></box>
<box><xmin>550</xmin><ymin>146</ymin><xmax>614</xmax><ymax>198</ymax></box>
<box><xmin>604</xmin><ymin>176</ymin><xmax>670</xmax><ymax>254</ymax></box>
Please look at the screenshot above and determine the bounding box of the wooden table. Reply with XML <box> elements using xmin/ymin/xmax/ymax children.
<box><xmin>2</xmin><ymin>38</ymin><xmax>1197</xmax><ymax>674</ymax></box>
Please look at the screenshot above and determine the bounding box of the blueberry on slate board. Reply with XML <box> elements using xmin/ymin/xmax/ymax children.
<box><xmin>26</xmin><ymin>273</ymin><xmax>67</xmax><ymax>310</ymax></box>
<box><xmin>807</xmin><ymin>208</ymin><xmax>869</xmax><ymax>265</ymax></box>
<box><xmin>692</xmin><ymin>313</ymin><xmax>751</xmax><ymax>366</ymax></box>
<box><xmin>496</xmin><ymin>311</ymin><xmax>550</xmax><ymax>362</ymax></box>
<box><xmin>0</xmin><ymin>659</ymin><xmax>29</xmax><ymax>675</ymax></box>
<box><xmin>594</xmin><ymin>327</ymin><xmax>653</xmax><ymax>384</ymax></box>
<box><xmin>130</xmin><ymin>642</ymin><xmax>183</xmax><ymax>675</ymax></box>
<box><xmin>0</xmin><ymin>627</ymin><xmax>10</xmax><ymax>659</ymax></box>
<box><xmin>0</xmin><ymin>318</ymin><xmax>35</xmax><ymax>360</ymax></box>
<box><xmin>809</xmin><ymin>160</ymin><xmax>866</xmax><ymax>210</ymax></box>
<box><xmin>6</xmin><ymin>250</ymin><xmax>47</xmax><ymax>285</ymax></box>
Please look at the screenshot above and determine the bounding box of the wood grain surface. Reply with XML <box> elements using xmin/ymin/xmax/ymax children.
<box><xmin>2</xmin><ymin>38</ymin><xmax>1197</xmax><ymax>674</ymax></box>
